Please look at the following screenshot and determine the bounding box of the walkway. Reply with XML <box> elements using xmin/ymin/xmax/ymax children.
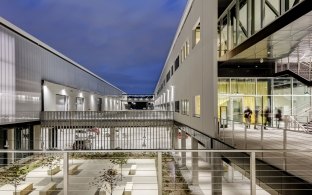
<box><xmin>173</xmin><ymin>138</ymin><xmax>270</xmax><ymax>195</ymax></box>
<box><xmin>220</xmin><ymin>123</ymin><xmax>312</xmax><ymax>183</ymax></box>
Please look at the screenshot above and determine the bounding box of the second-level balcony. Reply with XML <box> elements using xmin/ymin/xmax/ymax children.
<box><xmin>218</xmin><ymin>0</ymin><xmax>310</xmax><ymax>61</ymax></box>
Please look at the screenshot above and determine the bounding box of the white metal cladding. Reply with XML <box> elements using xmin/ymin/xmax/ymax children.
<box><xmin>0</xmin><ymin>30</ymin><xmax>15</xmax><ymax>118</ymax></box>
<box><xmin>0</xmin><ymin>21</ymin><xmax>124</xmax><ymax>125</ymax></box>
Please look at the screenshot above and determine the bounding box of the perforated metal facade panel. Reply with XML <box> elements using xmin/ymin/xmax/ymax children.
<box><xmin>0</xmin><ymin>22</ymin><xmax>123</xmax><ymax>125</ymax></box>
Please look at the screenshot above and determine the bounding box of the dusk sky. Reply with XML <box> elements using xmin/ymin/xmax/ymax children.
<box><xmin>0</xmin><ymin>0</ymin><xmax>187</xmax><ymax>94</ymax></box>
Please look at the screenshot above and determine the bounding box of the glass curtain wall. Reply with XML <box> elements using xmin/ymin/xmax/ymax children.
<box><xmin>218</xmin><ymin>77</ymin><xmax>312</xmax><ymax>126</ymax></box>
<box><xmin>218</xmin><ymin>0</ymin><xmax>304</xmax><ymax>57</ymax></box>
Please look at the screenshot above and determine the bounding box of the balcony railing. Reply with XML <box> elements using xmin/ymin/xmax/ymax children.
<box><xmin>0</xmin><ymin>111</ymin><xmax>40</xmax><ymax>125</ymax></box>
<box><xmin>0</xmin><ymin>149</ymin><xmax>311</xmax><ymax>195</ymax></box>
<box><xmin>41</xmin><ymin>111</ymin><xmax>174</xmax><ymax>121</ymax></box>
<box><xmin>40</xmin><ymin>111</ymin><xmax>174</xmax><ymax>150</ymax></box>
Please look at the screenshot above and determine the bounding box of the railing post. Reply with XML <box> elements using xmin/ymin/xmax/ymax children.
<box><xmin>250</xmin><ymin>152</ymin><xmax>256</xmax><ymax>195</ymax></box>
<box><xmin>232</xmin><ymin>120</ymin><xmax>235</xmax><ymax>146</ymax></box>
<box><xmin>244</xmin><ymin>123</ymin><xmax>247</xmax><ymax>149</ymax></box>
<box><xmin>63</xmin><ymin>152</ymin><xmax>69</xmax><ymax>195</ymax></box>
<box><xmin>157</xmin><ymin>152</ymin><xmax>162</xmax><ymax>195</ymax></box>
<box><xmin>222</xmin><ymin>119</ymin><xmax>225</xmax><ymax>141</ymax></box>
<box><xmin>181</xmin><ymin>130</ymin><xmax>187</xmax><ymax>167</ymax></box>
<box><xmin>261</xmin><ymin>123</ymin><xmax>264</xmax><ymax>159</ymax></box>
<box><xmin>283</xmin><ymin>128</ymin><xmax>287</xmax><ymax>170</ymax></box>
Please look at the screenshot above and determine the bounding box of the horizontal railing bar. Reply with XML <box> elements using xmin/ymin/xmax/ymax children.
<box><xmin>1</xmin><ymin>149</ymin><xmax>312</xmax><ymax>153</ymax></box>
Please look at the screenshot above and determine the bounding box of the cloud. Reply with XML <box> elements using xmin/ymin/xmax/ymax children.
<box><xmin>0</xmin><ymin>0</ymin><xmax>187</xmax><ymax>93</ymax></box>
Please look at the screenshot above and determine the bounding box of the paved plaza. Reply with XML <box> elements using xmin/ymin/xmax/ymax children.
<box><xmin>0</xmin><ymin>158</ymin><xmax>158</xmax><ymax>195</ymax></box>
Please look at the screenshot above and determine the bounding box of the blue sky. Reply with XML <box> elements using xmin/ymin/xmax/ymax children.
<box><xmin>0</xmin><ymin>0</ymin><xmax>187</xmax><ymax>94</ymax></box>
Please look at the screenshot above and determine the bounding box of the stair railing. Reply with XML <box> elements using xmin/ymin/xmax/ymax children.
<box><xmin>285</xmin><ymin>115</ymin><xmax>310</xmax><ymax>133</ymax></box>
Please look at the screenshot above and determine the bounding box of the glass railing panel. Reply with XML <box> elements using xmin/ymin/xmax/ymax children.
<box><xmin>272</xmin><ymin>78</ymin><xmax>291</xmax><ymax>95</ymax></box>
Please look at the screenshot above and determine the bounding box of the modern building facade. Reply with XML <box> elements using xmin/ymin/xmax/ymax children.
<box><xmin>0</xmin><ymin>17</ymin><xmax>124</xmax><ymax>164</ymax></box>
<box><xmin>154</xmin><ymin>0</ymin><xmax>312</xmax><ymax>193</ymax></box>
<box><xmin>0</xmin><ymin>17</ymin><xmax>124</xmax><ymax>126</ymax></box>
<box><xmin>155</xmin><ymin>0</ymin><xmax>312</xmax><ymax>137</ymax></box>
<box><xmin>1</xmin><ymin>0</ymin><xmax>312</xmax><ymax>194</ymax></box>
<box><xmin>154</xmin><ymin>0</ymin><xmax>218</xmax><ymax>137</ymax></box>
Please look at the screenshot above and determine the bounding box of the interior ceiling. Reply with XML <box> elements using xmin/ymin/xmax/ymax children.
<box><xmin>229</xmin><ymin>10</ymin><xmax>312</xmax><ymax>61</ymax></box>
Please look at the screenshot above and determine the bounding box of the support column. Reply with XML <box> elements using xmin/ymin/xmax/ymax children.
<box><xmin>224</xmin><ymin>163</ymin><xmax>233</xmax><ymax>182</ymax></box>
<box><xmin>211</xmin><ymin>152</ymin><xmax>222</xmax><ymax>195</ymax></box>
<box><xmin>191</xmin><ymin>137</ymin><xmax>198</xmax><ymax>185</ymax></box>
<box><xmin>110</xmin><ymin>128</ymin><xmax>115</xmax><ymax>149</ymax></box>
<box><xmin>7</xmin><ymin>128</ymin><xmax>15</xmax><ymax>163</ymax></box>
<box><xmin>63</xmin><ymin>153</ymin><xmax>69</xmax><ymax>195</ymax></box>
<box><xmin>157</xmin><ymin>152</ymin><xmax>162</xmax><ymax>195</ymax></box>
<box><xmin>33</xmin><ymin>125</ymin><xmax>41</xmax><ymax>150</ymax></box>
<box><xmin>181</xmin><ymin>131</ymin><xmax>186</xmax><ymax>167</ymax></box>
<box><xmin>171</xmin><ymin>127</ymin><xmax>179</xmax><ymax>150</ymax></box>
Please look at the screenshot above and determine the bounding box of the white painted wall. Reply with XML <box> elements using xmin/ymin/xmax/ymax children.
<box><xmin>154</xmin><ymin>0</ymin><xmax>218</xmax><ymax>137</ymax></box>
<box><xmin>43</xmin><ymin>81</ymin><xmax>121</xmax><ymax>111</ymax></box>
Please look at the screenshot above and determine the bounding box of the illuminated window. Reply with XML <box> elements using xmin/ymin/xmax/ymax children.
<box><xmin>181</xmin><ymin>46</ymin><xmax>185</xmax><ymax>63</ymax></box>
<box><xmin>194</xmin><ymin>95</ymin><xmax>200</xmax><ymax>117</ymax></box>
<box><xmin>76</xmin><ymin>97</ymin><xmax>84</xmax><ymax>111</ymax></box>
<box><xmin>56</xmin><ymin>94</ymin><xmax>68</xmax><ymax>111</ymax></box>
<box><xmin>181</xmin><ymin>40</ymin><xmax>190</xmax><ymax>63</ymax></box>
<box><xmin>185</xmin><ymin>40</ymin><xmax>190</xmax><ymax>56</ymax></box>
<box><xmin>181</xmin><ymin>100</ymin><xmax>189</xmax><ymax>115</ymax></box>
<box><xmin>193</xmin><ymin>22</ymin><xmax>201</xmax><ymax>47</ymax></box>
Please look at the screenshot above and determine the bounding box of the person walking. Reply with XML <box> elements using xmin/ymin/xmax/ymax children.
<box><xmin>264</xmin><ymin>107</ymin><xmax>271</xmax><ymax>129</ymax></box>
<box><xmin>275</xmin><ymin>109</ymin><xmax>282</xmax><ymax>128</ymax></box>
<box><xmin>244</xmin><ymin>106</ymin><xmax>252</xmax><ymax>129</ymax></box>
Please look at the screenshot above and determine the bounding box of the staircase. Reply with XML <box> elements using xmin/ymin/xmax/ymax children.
<box><xmin>275</xmin><ymin>62</ymin><xmax>312</xmax><ymax>85</ymax></box>
<box><xmin>302</xmin><ymin>121</ymin><xmax>312</xmax><ymax>132</ymax></box>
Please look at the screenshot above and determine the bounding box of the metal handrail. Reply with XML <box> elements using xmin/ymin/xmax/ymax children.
<box><xmin>285</xmin><ymin>115</ymin><xmax>309</xmax><ymax>132</ymax></box>
<box><xmin>41</xmin><ymin>111</ymin><xmax>174</xmax><ymax>121</ymax></box>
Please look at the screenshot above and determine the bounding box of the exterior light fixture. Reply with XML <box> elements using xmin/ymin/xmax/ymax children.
<box><xmin>260</xmin><ymin>58</ymin><xmax>264</xmax><ymax>63</ymax></box>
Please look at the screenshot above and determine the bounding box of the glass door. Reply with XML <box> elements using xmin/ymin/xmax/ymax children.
<box><xmin>230</xmin><ymin>96</ymin><xmax>243</xmax><ymax>122</ymax></box>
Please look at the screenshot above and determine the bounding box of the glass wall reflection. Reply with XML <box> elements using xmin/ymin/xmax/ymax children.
<box><xmin>218</xmin><ymin>77</ymin><xmax>312</xmax><ymax>127</ymax></box>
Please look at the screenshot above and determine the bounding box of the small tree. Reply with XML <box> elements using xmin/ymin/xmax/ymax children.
<box><xmin>110</xmin><ymin>152</ymin><xmax>128</xmax><ymax>180</ymax></box>
<box><xmin>41</xmin><ymin>154</ymin><xmax>61</xmax><ymax>181</ymax></box>
<box><xmin>89</xmin><ymin>167</ymin><xmax>121</xmax><ymax>195</ymax></box>
<box><xmin>0</xmin><ymin>163</ymin><xmax>28</xmax><ymax>194</ymax></box>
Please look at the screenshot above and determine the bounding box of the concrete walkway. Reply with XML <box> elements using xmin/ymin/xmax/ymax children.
<box><xmin>220</xmin><ymin>123</ymin><xmax>312</xmax><ymax>183</ymax></box>
<box><xmin>174</xmin><ymin>138</ymin><xmax>270</xmax><ymax>195</ymax></box>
